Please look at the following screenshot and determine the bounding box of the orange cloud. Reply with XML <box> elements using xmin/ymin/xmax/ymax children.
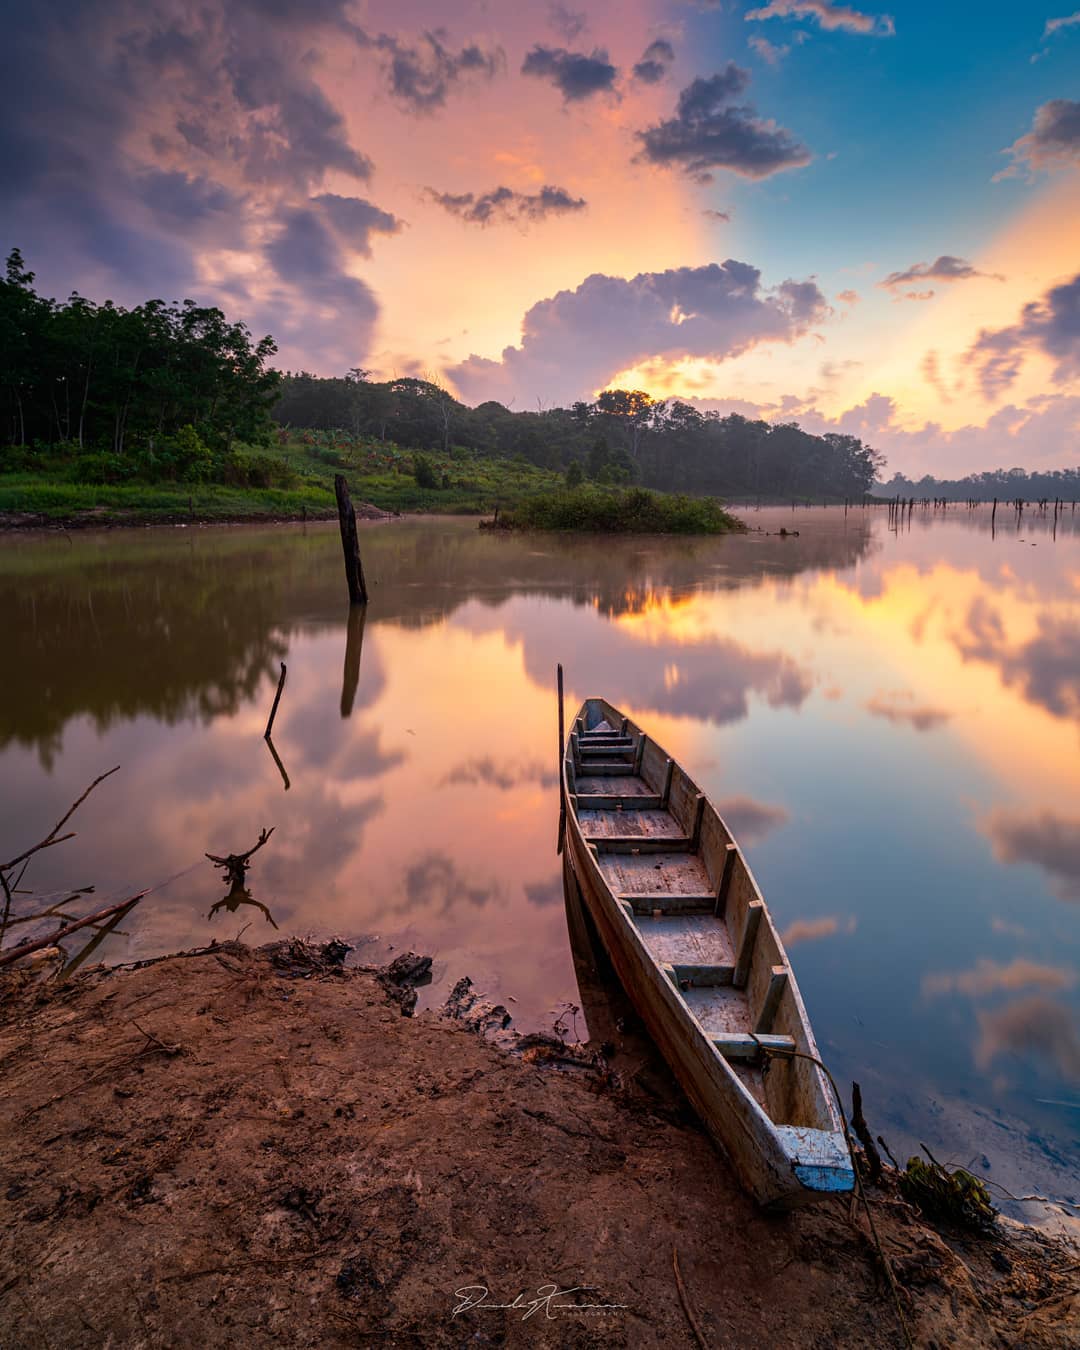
<box><xmin>923</xmin><ymin>959</ymin><xmax>1076</xmax><ymax>999</ymax></box>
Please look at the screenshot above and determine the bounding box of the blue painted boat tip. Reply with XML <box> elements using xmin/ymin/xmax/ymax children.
<box><xmin>794</xmin><ymin>1164</ymin><xmax>856</xmax><ymax>1193</ymax></box>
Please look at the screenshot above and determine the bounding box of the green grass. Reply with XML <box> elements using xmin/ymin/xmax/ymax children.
<box><xmin>0</xmin><ymin>438</ymin><xmax>567</xmax><ymax>525</ymax></box>
<box><xmin>0</xmin><ymin>475</ymin><xmax>337</xmax><ymax>524</ymax></box>
<box><xmin>497</xmin><ymin>486</ymin><xmax>742</xmax><ymax>534</ymax></box>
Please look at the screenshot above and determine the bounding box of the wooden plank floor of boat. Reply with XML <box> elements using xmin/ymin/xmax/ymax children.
<box><xmin>577</xmin><ymin>766</ymin><xmax>769</xmax><ymax>1110</ymax></box>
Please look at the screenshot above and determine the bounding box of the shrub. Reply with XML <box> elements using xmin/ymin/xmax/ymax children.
<box><xmin>413</xmin><ymin>453</ymin><xmax>438</xmax><ymax>489</ymax></box>
<box><xmin>502</xmin><ymin>486</ymin><xmax>740</xmax><ymax>535</ymax></box>
<box><xmin>565</xmin><ymin>460</ymin><xmax>584</xmax><ymax>488</ymax></box>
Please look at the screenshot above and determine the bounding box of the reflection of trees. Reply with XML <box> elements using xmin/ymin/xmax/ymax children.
<box><xmin>0</xmin><ymin>517</ymin><xmax>875</xmax><ymax>758</ymax></box>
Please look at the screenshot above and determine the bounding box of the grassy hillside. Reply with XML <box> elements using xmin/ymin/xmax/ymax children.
<box><xmin>0</xmin><ymin>435</ymin><xmax>566</xmax><ymax>525</ymax></box>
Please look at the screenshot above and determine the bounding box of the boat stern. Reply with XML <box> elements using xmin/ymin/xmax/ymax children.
<box><xmin>776</xmin><ymin>1126</ymin><xmax>855</xmax><ymax>1198</ymax></box>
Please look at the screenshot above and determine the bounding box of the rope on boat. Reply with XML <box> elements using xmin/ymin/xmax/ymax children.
<box><xmin>751</xmin><ymin>1035</ymin><xmax>915</xmax><ymax>1350</ymax></box>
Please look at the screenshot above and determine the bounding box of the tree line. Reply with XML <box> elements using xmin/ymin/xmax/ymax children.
<box><xmin>2</xmin><ymin>250</ymin><xmax>885</xmax><ymax>498</ymax></box>
<box><xmin>275</xmin><ymin>373</ymin><xmax>886</xmax><ymax>499</ymax></box>
<box><xmin>882</xmin><ymin>467</ymin><xmax>1079</xmax><ymax>502</ymax></box>
<box><xmin>0</xmin><ymin>250</ymin><xmax>282</xmax><ymax>482</ymax></box>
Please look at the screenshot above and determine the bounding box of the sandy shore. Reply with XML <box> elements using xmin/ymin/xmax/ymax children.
<box><xmin>1</xmin><ymin>939</ymin><xmax>1077</xmax><ymax>1348</ymax></box>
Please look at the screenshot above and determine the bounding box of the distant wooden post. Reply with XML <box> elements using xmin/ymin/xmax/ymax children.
<box><xmin>334</xmin><ymin>474</ymin><xmax>368</xmax><ymax>606</ymax></box>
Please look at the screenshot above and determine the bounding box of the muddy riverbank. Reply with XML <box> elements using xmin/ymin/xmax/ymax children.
<box><xmin>1</xmin><ymin>939</ymin><xmax>1076</xmax><ymax>1348</ymax></box>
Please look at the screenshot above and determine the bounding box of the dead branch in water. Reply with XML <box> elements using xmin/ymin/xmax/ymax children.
<box><xmin>205</xmin><ymin>828</ymin><xmax>275</xmax><ymax>890</ymax></box>
<box><xmin>0</xmin><ymin>893</ymin><xmax>147</xmax><ymax>970</ymax></box>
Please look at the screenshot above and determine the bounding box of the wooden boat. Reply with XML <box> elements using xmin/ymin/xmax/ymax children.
<box><xmin>562</xmin><ymin>697</ymin><xmax>854</xmax><ymax>1209</ymax></box>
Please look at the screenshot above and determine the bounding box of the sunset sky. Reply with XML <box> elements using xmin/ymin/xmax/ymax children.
<box><xmin>5</xmin><ymin>0</ymin><xmax>1080</xmax><ymax>477</ymax></box>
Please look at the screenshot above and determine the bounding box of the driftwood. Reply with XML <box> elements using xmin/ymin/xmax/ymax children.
<box><xmin>0</xmin><ymin>893</ymin><xmax>146</xmax><ymax>970</ymax></box>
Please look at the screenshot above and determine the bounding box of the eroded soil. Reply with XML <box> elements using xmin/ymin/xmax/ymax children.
<box><xmin>0</xmin><ymin>940</ymin><xmax>1077</xmax><ymax>1348</ymax></box>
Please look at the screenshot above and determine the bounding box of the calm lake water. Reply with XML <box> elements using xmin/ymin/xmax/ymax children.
<box><xmin>2</xmin><ymin>505</ymin><xmax>1078</xmax><ymax>1210</ymax></box>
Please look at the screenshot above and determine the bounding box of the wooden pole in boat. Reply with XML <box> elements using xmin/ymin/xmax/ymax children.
<box><xmin>557</xmin><ymin>664</ymin><xmax>566</xmax><ymax>812</ymax></box>
<box><xmin>556</xmin><ymin>663</ymin><xmax>566</xmax><ymax>853</ymax></box>
<box><xmin>334</xmin><ymin>474</ymin><xmax>369</xmax><ymax>606</ymax></box>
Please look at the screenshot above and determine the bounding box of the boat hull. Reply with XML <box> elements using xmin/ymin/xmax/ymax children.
<box><xmin>562</xmin><ymin>705</ymin><xmax>853</xmax><ymax>1210</ymax></box>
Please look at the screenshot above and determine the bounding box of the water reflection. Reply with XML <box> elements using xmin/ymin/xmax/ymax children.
<box><xmin>1</xmin><ymin>506</ymin><xmax>1078</xmax><ymax>1204</ymax></box>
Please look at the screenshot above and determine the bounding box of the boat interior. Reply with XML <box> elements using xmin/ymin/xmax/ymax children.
<box><xmin>566</xmin><ymin>697</ymin><xmax>835</xmax><ymax>1134</ymax></box>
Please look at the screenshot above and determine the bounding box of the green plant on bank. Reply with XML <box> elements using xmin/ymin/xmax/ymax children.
<box><xmin>898</xmin><ymin>1155</ymin><xmax>997</xmax><ymax>1232</ymax></box>
<box><xmin>499</xmin><ymin>486</ymin><xmax>741</xmax><ymax>534</ymax></box>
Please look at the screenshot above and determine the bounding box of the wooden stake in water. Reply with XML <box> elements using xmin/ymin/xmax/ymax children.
<box><xmin>334</xmin><ymin>473</ymin><xmax>369</xmax><ymax>606</ymax></box>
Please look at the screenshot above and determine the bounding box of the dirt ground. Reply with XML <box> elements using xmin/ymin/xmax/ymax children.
<box><xmin>0</xmin><ymin>939</ymin><xmax>1077</xmax><ymax>1348</ymax></box>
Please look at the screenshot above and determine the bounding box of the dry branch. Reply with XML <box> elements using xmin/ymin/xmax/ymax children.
<box><xmin>0</xmin><ymin>893</ymin><xmax>146</xmax><ymax>970</ymax></box>
<box><xmin>0</xmin><ymin>766</ymin><xmax>119</xmax><ymax>874</ymax></box>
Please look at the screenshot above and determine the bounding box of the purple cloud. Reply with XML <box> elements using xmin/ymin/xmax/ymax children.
<box><xmin>966</xmin><ymin>272</ymin><xmax>1080</xmax><ymax>398</ymax></box>
<box><xmin>425</xmin><ymin>184</ymin><xmax>586</xmax><ymax>226</ymax></box>
<box><xmin>635</xmin><ymin>65</ymin><xmax>811</xmax><ymax>181</ymax></box>
<box><xmin>998</xmin><ymin>99</ymin><xmax>1080</xmax><ymax>176</ymax></box>
<box><xmin>521</xmin><ymin>45</ymin><xmax>618</xmax><ymax>102</ymax></box>
<box><xmin>880</xmin><ymin>255</ymin><xmax>1003</xmax><ymax>289</ymax></box>
<box><xmin>449</xmin><ymin>259</ymin><xmax>828</xmax><ymax>405</ymax></box>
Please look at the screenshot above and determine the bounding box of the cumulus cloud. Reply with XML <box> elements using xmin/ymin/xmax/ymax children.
<box><xmin>745</xmin><ymin>0</ymin><xmax>895</xmax><ymax>36</ymax></box>
<box><xmin>975</xmin><ymin>996</ymin><xmax>1080</xmax><ymax>1081</ymax></box>
<box><xmin>400</xmin><ymin>853</ymin><xmax>501</xmax><ymax>917</ymax></box>
<box><xmin>781</xmin><ymin>915</ymin><xmax>856</xmax><ymax>945</ymax></box>
<box><xmin>0</xmin><ymin>0</ymin><xmax>405</xmax><ymax>372</ymax></box>
<box><xmin>1044</xmin><ymin>11</ymin><xmax>1080</xmax><ymax>36</ymax></box>
<box><xmin>984</xmin><ymin>807</ymin><xmax>1080</xmax><ymax>902</ymax></box>
<box><xmin>749</xmin><ymin>35</ymin><xmax>790</xmax><ymax>65</ymax></box>
<box><xmin>836</xmin><ymin>289</ymin><xmax>860</xmax><ymax>305</ymax></box>
<box><xmin>521</xmin><ymin>44</ymin><xmax>618</xmax><ymax>101</ymax></box>
<box><xmin>547</xmin><ymin>2</ymin><xmax>588</xmax><ymax>41</ymax></box>
<box><xmin>715</xmin><ymin>795</ymin><xmax>790</xmax><ymax>842</ymax></box>
<box><xmin>864</xmin><ymin>690</ymin><xmax>952</xmax><ymax>731</ymax></box>
<box><xmin>923</xmin><ymin>959</ymin><xmax>1076</xmax><ymax>999</ymax></box>
<box><xmin>880</xmin><ymin>255</ymin><xmax>1004</xmax><ymax>290</ymax></box>
<box><xmin>633</xmin><ymin>39</ymin><xmax>676</xmax><ymax>84</ymax></box>
<box><xmin>635</xmin><ymin>65</ymin><xmax>812</xmax><ymax>182</ymax></box>
<box><xmin>355</xmin><ymin>29</ymin><xmax>503</xmax><ymax>114</ymax></box>
<box><xmin>965</xmin><ymin>271</ymin><xmax>1080</xmax><ymax>398</ymax></box>
<box><xmin>448</xmin><ymin>259</ymin><xmax>829</xmax><ymax>405</ymax></box>
<box><xmin>425</xmin><ymin>184</ymin><xmax>586</xmax><ymax>226</ymax></box>
<box><xmin>998</xmin><ymin>99</ymin><xmax>1080</xmax><ymax>176</ymax></box>
<box><xmin>441</xmin><ymin>758</ymin><xmax>558</xmax><ymax>790</ymax></box>
<box><xmin>264</xmin><ymin>207</ymin><xmax>379</xmax><ymax>339</ymax></box>
<box><xmin>313</xmin><ymin>194</ymin><xmax>404</xmax><ymax>255</ymax></box>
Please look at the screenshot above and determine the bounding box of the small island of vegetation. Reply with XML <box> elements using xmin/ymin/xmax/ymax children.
<box><xmin>487</xmin><ymin>485</ymin><xmax>742</xmax><ymax>534</ymax></box>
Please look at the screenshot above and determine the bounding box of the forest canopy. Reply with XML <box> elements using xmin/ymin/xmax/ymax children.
<box><xmin>0</xmin><ymin>249</ymin><xmax>282</xmax><ymax>484</ymax></box>
<box><xmin>274</xmin><ymin>372</ymin><xmax>887</xmax><ymax>499</ymax></box>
